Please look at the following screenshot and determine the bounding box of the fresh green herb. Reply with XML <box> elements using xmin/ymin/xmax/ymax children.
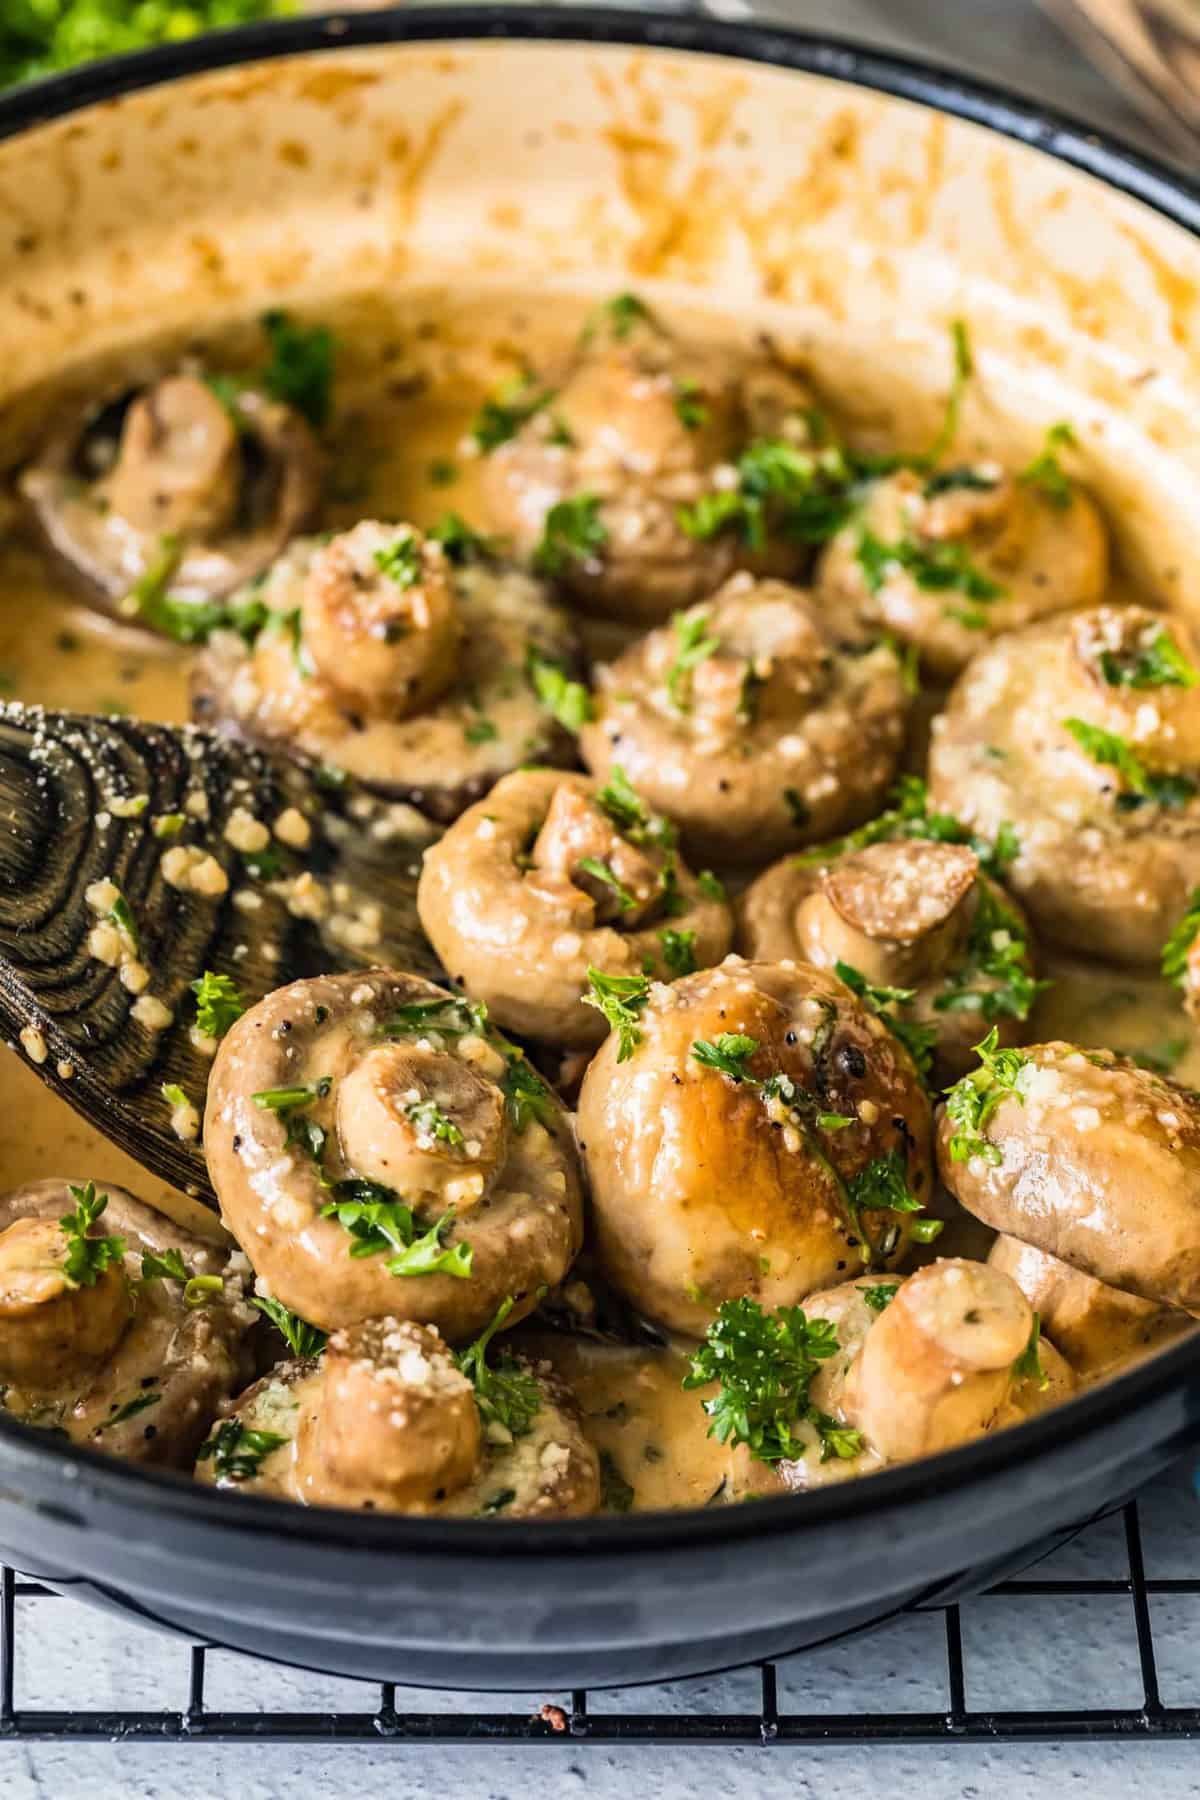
<box><xmin>197</xmin><ymin>1418</ymin><xmax>289</xmax><ymax>1482</ymax></box>
<box><xmin>759</xmin><ymin>1073</ymin><xmax>851</xmax><ymax>1133</ymax></box>
<box><xmin>140</xmin><ymin>1247</ymin><xmax>188</xmax><ymax>1284</ymax></box>
<box><xmin>402</xmin><ymin>1097</ymin><xmax>466</xmax><ymax>1148</ymax></box>
<box><xmin>666</xmin><ymin>608</ymin><xmax>720</xmax><ymax>710</ymax></box>
<box><xmin>1013</xmin><ymin>1313</ymin><xmax>1050</xmax><ymax>1389</ymax></box>
<box><xmin>1099</xmin><ymin>628</ymin><xmax>1199</xmax><ymax>691</ymax></box>
<box><xmin>923</xmin><ymin>465</ymin><xmax>999</xmax><ymax>498</ymax></box>
<box><xmin>97</xmin><ymin>1392</ymin><xmax>161</xmax><ymax>1431</ymax></box>
<box><xmin>533</xmin><ymin>494</ymin><xmax>607</xmax><ymax>576</ymax></box>
<box><xmin>860</xmin><ymin>1283</ymin><xmax>900</xmax><ymax>1313</ymax></box>
<box><xmin>593</xmin><ymin>765</ymin><xmax>676</xmax><ymax>849</ymax></box>
<box><xmin>845</xmin><ymin>1151</ymin><xmax>931</xmax><ymax>1238</ymax></box>
<box><xmin>0</xmin><ymin>1</ymin><xmax>293</xmax><ymax>88</ymax></box>
<box><xmin>250</xmin><ymin>1295</ymin><xmax>328</xmax><ymax>1358</ymax></box>
<box><xmin>428</xmin><ymin>512</ymin><xmax>491</xmax><ymax>564</ymax></box>
<box><xmin>584</xmin><ymin>292</ymin><xmax>654</xmax><ymax>343</ymax></box>
<box><xmin>184</xmin><ymin>1275</ymin><xmax>224</xmax><ymax>1307</ymax></box>
<box><xmin>794</xmin><ymin>775</ymin><xmax>1019</xmax><ymax>883</ymax></box>
<box><xmin>160</xmin><ymin>1082</ymin><xmax>191</xmax><ymax>1114</ymax></box>
<box><xmin>678</xmin><ymin>438</ymin><xmax>858</xmax><ymax>551</ymax></box>
<box><xmin>252</xmin><ymin>1078</ymin><xmax>331</xmax><ymax>1113</ymax></box>
<box><xmin>696</xmin><ymin>869</ymin><xmax>727</xmax><ymax>902</ymax></box>
<box><xmin>577</xmin><ymin>856</ymin><xmax>637</xmax><ymax>912</ymax></box>
<box><xmin>933</xmin><ymin>883</ymin><xmax>1046</xmax><ymax>1023</ymax></box>
<box><xmin>428</xmin><ymin>457</ymin><xmax>458</xmax><ymax>488</ymax></box>
<box><xmin>1162</xmin><ymin>888</ymin><xmax>1200</xmax><ymax>986</ymax></box>
<box><xmin>152</xmin><ymin>813</ymin><xmax>186</xmax><ymax>839</ymax></box>
<box><xmin>582</xmin><ymin>967</ymin><xmax>651</xmax><ymax>1062</ymax></box>
<box><xmin>658</xmin><ymin>927</ymin><xmax>697</xmax><ymax>978</ymax></box>
<box><xmin>599</xmin><ymin>1450</ymin><xmax>636</xmax><ymax>1512</ymax></box>
<box><xmin>944</xmin><ymin>1028</ymin><xmax>1032</xmax><ymax>1165</ymax></box>
<box><xmin>389</xmin><ymin>1210</ymin><xmax>471</xmax><ymax>1280</ymax></box>
<box><xmin>383</xmin><ymin>994</ymin><xmax>489</xmax><ymax>1038</ymax></box>
<box><xmin>1020</xmin><ymin>421</ymin><xmax>1077</xmax><ymax>509</ymax></box>
<box><xmin>834</xmin><ymin>960</ymin><xmax>938</xmax><ymax>1084</ymax></box>
<box><xmin>321</xmin><ymin>1184</ymin><xmax>414</xmax><ymax>1258</ymax></box>
<box><xmin>456</xmin><ymin>1295</ymin><xmax>542</xmax><ymax>1438</ymax></box>
<box><xmin>1062</xmin><ymin>717</ymin><xmax>1197</xmax><ymax>809</ymax></box>
<box><xmin>58</xmin><ymin>1183</ymin><xmax>126</xmax><ymax>1289</ymax></box>
<box><xmin>464</xmin><ymin>716</ymin><xmax>499</xmax><ymax>745</ymax></box>
<box><xmin>673</xmin><ymin>378</ymin><xmax>708</xmax><ymax>431</ymax></box>
<box><xmin>682</xmin><ymin>1297</ymin><xmax>853</xmax><ymax>1465</ymax></box>
<box><xmin>856</xmin><ymin>528</ymin><xmax>1005</xmax><ymax>615</ymax></box>
<box><xmin>106</xmin><ymin>889</ymin><xmax>139</xmax><ymax>954</ymax></box>
<box><xmin>691</xmin><ymin>1033</ymin><xmax>760</xmax><ymax>1082</ymax></box>
<box><xmin>525</xmin><ymin>646</ymin><xmax>594</xmax><ymax>731</ymax></box>
<box><xmin>468</xmin><ymin>374</ymin><xmax>557</xmax><ymax>452</ymax></box>
<box><xmin>502</xmin><ymin>1055</ymin><xmax>557</xmax><ymax>1133</ymax></box>
<box><xmin>261</xmin><ymin>309</ymin><xmax>335</xmax><ymax>429</ymax></box>
<box><xmin>373</xmin><ymin>529</ymin><xmax>422</xmax><ymax>588</ymax></box>
<box><xmin>190</xmin><ymin>971</ymin><xmax>246</xmax><ymax>1040</ymax></box>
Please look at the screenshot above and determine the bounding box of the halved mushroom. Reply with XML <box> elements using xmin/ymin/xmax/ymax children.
<box><xmin>987</xmin><ymin>1234</ymin><xmax>1193</xmax><ymax>1380</ymax></box>
<box><xmin>0</xmin><ymin>1178</ymin><xmax>254</xmax><ymax>1465</ymax></box>
<box><xmin>578</xmin><ymin>574</ymin><xmax>911</xmax><ymax>864</ymax></box>
<box><xmin>203</xmin><ymin>970</ymin><xmax>585</xmax><ymax>1341</ymax></box>
<box><xmin>737</xmin><ymin>837</ymin><xmax>1040</xmax><ymax>1083</ymax></box>
<box><xmin>728</xmin><ymin>1259</ymin><xmax>1073</xmax><ymax>1497</ymax></box>
<box><xmin>938</xmin><ymin>1040</ymin><xmax>1200</xmax><ymax>1313</ymax></box>
<box><xmin>417</xmin><ymin>768</ymin><xmax>733</xmax><ymax>1047</ymax></box>
<box><xmin>480</xmin><ymin>301</ymin><xmax>819</xmax><ymax>623</ymax></box>
<box><xmin>815</xmin><ymin>457</ymin><xmax>1108</xmax><ymax>679</ymax></box>
<box><xmin>191</xmin><ymin>521</ymin><xmax>582</xmax><ymax>821</ymax></box>
<box><xmin>929</xmin><ymin>606</ymin><xmax>1200</xmax><ymax>965</ymax></box>
<box><xmin>20</xmin><ymin>376</ymin><xmax>322</xmax><ymax>632</ymax></box>
<box><xmin>576</xmin><ymin>957</ymin><xmax>935</xmax><ymax>1337</ymax></box>
<box><xmin>195</xmin><ymin>1314</ymin><xmax>600</xmax><ymax>1517</ymax></box>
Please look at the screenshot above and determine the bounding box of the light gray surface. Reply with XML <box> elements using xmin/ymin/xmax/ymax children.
<box><xmin>5</xmin><ymin>4</ymin><xmax>1200</xmax><ymax>1796</ymax></box>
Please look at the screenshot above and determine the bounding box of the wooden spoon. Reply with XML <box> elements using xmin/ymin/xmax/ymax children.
<box><xmin>0</xmin><ymin>702</ymin><xmax>443</xmax><ymax>1204</ymax></box>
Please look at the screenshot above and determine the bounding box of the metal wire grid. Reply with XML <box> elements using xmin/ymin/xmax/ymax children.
<box><xmin>0</xmin><ymin>1499</ymin><xmax>1198</xmax><ymax>1745</ymax></box>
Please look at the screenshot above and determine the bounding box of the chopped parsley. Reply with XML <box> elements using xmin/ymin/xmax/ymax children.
<box><xmin>140</xmin><ymin>1247</ymin><xmax>188</xmax><ymax>1284</ymax></box>
<box><xmin>1012</xmin><ymin>1312</ymin><xmax>1050</xmax><ymax>1389</ymax></box>
<box><xmin>383</xmin><ymin>994</ymin><xmax>489</xmax><ymax>1038</ymax></box>
<box><xmin>97</xmin><ymin>1392</ymin><xmax>161</xmax><ymax>1431</ymax></box>
<box><xmin>1020</xmin><ymin>421</ymin><xmax>1077</xmax><ymax>509</ymax></box>
<box><xmin>593</xmin><ymin>764</ymin><xmax>676</xmax><ymax>849</ymax></box>
<box><xmin>860</xmin><ymin>1283</ymin><xmax>899</xmax><ymax>1314</ymax></box>
<box><xmin>584</xmin><ymin>292</ymin><xmax>655</xmax><ymax>343</ymax></box>
<box><xmin>678</xmin><ymin>438</ymin><xmax>857</xmax><ymax>551</ymax></box>
<box><xmin>252</xmin><ymin>1078</ymin><xmax>331</xmax><ymax>1113</ymax></box>
<box><xmin>658</xmin><ymin>927</ymin><xmax>697</xmax><ymax>978</ymax></box>
<box><xmin>1162</xmin><ymin>889</ymin><xmax>1200</xmax><ymax>986</ymax></box>
<box><xmin>922</xmin><ymin>318</ymin><xmax>974</xmax><ymax>469</ymax></box>
<box><xmin>856</xmin><ymin>528</ymin><xmax>1005</xmax><ymax>623</ymax></box>
<box><xmin>502</xmin><ymin>1054</ymin><xmax>557</xmax><ymax>1133</ymax></box>
<box><xmin>582</xmin><ymin>967</ymin><xmax>651</xmax><ymax>1062</ymax></box>
<box><xmin>673</xmin><ymin>378</ymin><xmax>708</xmax><ymax>431</ymax></box>
<box><xmin>794</xmin><ymin>775</ymin><xmax>1019</xmax><ymax>882</ymax></box>
<box><xmin>691</xmin><ymin>1033</ymin><xmax>760</xmax><ymax>1082</ymax></box>
<box><xmin>666</xmin><ymin>608</ymin><xmax>720</xmax><ymax>710</ymax></box>
<box><xmin>577</xmin><ymin>856</ymin><xmax>637</xmax><ymax>912</ymax></box>
<box><xmin>525</xmin><ymin>646</ymin><xmax>594</xmax><ymax>731</ymax></box>
<box><xmin>1099</xmin><ymin>627</ymin><xmax>1199</xmax><ymax>691</ymax></box>
<box><xmin>59</xmin><ymin>1183</ymin><xmax>126</xmax><ymax>1289</ymax></box>
<box><xmin>845</xmin><ymin>1151</ymin><xmax>934</xmax><ymax>1248</ymax></box>
<box><xmin>402</xmin><ymin>1097</ymin><xmax>466</xmax><ymax>1148</ymax></box>
<box><xmin>1062</xmin><ymin>718</ymin><xmax>1197</xmax><ymax>809</ymax></box>
<box><xmin>932</xmin><ymin>883</ymin><xmax>1046</xmax><ymax>1023</ymax></box>
<box><xmin>250</xmin><ymin>1295</ymin><xmax>328</xmax><ymax>1358</ymax></box>
<box><xmin>469</xmin><ymin>374</ymin><xmax>557</xmax><ymax>452</ymax></box>
<box><xmin>373</xmin><ymin>529</ymin><xmax>422</xmax><ymax>588</ymax></box>
<box><xmin>428</xmin><ymin>512</ymin><xmax>491</xmax><ymax>564</ymax></box>
<box><xmin>943</xmin><ymin>1028</ymin><xmax>1031</xmax><ymax>1166</ymax></box>
<box><xmin>682</xmin><ymin>1297</ymin><xmax>862</xmax><ymax>1465</ymax></box>
<box><xmin>697</xmin><ymin>869</ymin><xmax>727</xmax><ymax>902</ymax></box>
<box><xmin>834</xmin><ymin>960</ymin><xmax>938</xmax><ymax>1084</ymax></box>
<box><xmin>106</xmin><ymin>889</ymin><xmax>139</xmax><ymax>955</ymax></box>
<box><xmin>197</xmin><ymin>1418</ymin><xmax>289</xmax><ymax>1482</ymax></box>
<box><xmin>261</xmin><ymin>309</ymin><xmax>335</xmax><ymax>429</ymax></box>
<box><xmin>321</xmin><ymin>1184</ymin><xmax>472</xmax><ymax>1280</ymax></box>
<box><xmin>533</xmin><ymin>494</ymin><xmax>607</xmax><ymax>576</ymax></box>
<box><xmin>456</xmin><ymin>1295</ymin><xmax>542</xmax><ymax>1438</ymax></box>
<box><xmin>190</xmin><ymin>971</ymin><xmax>246</xmax><ymax>1040</ymax></box>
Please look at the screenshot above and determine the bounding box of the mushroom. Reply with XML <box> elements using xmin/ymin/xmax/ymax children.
<box><xmin>737</xmin><ymin>837</ymin><xmax>1041</xmax><ymax>1083</ymax></box>
<box><xmin>0</xmin><ymin>1178</ymin><xmax>254</xmax><ymax>1466</ymax></box>
<box><xmin>577</xmin><ymin>574</ymin><xmax>912</xmax><ymax>864</ymax></box>
<box><xmin>928</xmin><ymin>606</ymin><xmax>1200</xmax><ymax>965</ymax></box>
<box><xmin>195</xmin><ymin>1315</ymin><xmax>600</xmax><ymax>1517</ymax></box>
<box><xmin>191</xmin><ymin>521</ymin><xmax>582</xmax><ymax>821</ymax></box>
<box><xmin>417</xmin><ymin>768</ymin><xmax>733</xmax><ymax>1048</ymax></box>
<box><xmin>20</xmin><ymin>376</ymin><xmax>322</xmax><ymax>632</ymax></box>
<box><xmin>728</xmin><ymin>1260</ymin><xmax>1073</xmax><ymax>1497</ymax></box>
<box><xmin>480</xmin><ymin>301</ymin><xmax>819</xmax><ymax>623</ymax></box>
<box><xmin>203</xmin><ymin>970</ymin><xmax>585</xmax><ymax>1341</ymax></box>
<box><xmin>987</xmin><ymin>1234</ymin><xmax>1193</xmax><ymax>1380</ymax></box>
<box><xmin>937</xmin><ymin>1040</ymin><xmax>1200</xmax><ymax>1313</ymax></box>
<box><xmin>576</xmin><ymin>957</ymin><xmax>935</xmax><ymax>1337</ymax></box>
<box><xmin>815</xmin><ymin>457</ymin><xmax>1108</xmax><ymax>679</ymax></box>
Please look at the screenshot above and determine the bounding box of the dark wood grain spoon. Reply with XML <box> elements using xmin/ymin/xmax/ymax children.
<box><xmin>0</xmin><ymin>702</ymin><xmax>443</xmax><ymax>1205</ymax></box>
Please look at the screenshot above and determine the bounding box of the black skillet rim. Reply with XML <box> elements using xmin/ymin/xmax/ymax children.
<box><xmin>1</xmin><ymin>4</ymin><xmax>1199</xmax><ymax>1560</ymax></box>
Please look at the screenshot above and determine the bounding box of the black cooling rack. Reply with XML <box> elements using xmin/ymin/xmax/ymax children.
<box><xmin>1</xmin><ymin>1499</ymin><xmax>1198</xmax><ymax>1745</ymax></box>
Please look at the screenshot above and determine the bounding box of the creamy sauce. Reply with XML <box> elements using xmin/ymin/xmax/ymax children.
<box><xmin>1</xmin><ymin>293</ymin><xmax>1197</xmax><ymax>1511</ymax></box>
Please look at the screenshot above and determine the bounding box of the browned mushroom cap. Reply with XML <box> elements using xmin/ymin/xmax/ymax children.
<box><xmin>203</xmin><ymin>970</ymin><xmax>585</xmax><ymax>1342</ymax></box>
<box><xmin>929</xmin><ymin>606</ymin><xmax>1200</xmax><ymax>965</ymax></box>
<box><xmin>196</xmin><ymin>1319</ymin><xmax>600</xmax><ymax>1517</ymax></box>
<box><xmin>576</xmin><ymin>958</ymin><xmax>934</xmax><ymax>1337</ymax></box>
<box><xmin>987</xmin><ymin>1234</ymin><xmax>1193</xmax><ymax>1378</ymax></box>
<box><xmin>417</xmin><ymin>769</ymin><xmax>733</xmax><ymax>1048</ymax></box>
<box><xmin>0</xmin><ymin>1179</ymin><xmax>254</xmax><ymax>1466</ymax></box>
<box><xmin>191</xmin><ymin>525</ymin><xmax>581</xmax><ymax>822</ymax></box>
<box><xmin>737</xmin><ymin>838</ymin><xmax>1040</xmax><ymax>1083</ymax></box>
<box><xmin>578</xmin><ymin>574</ymin><xmax>910</xmax><ymax>864</ymax></box>
<box><xmin>481</xmin><ymin>313</ymin><xmax>817</xmax><ymax>624</ymax></box>
<box><xmin>20</xmin><ymin>377</ymin><xmax>322</xmax><ymax>631</ymax></box>
<box><xmin>815</xmin><ymin>459</ymin><xmax>1108</xmax><ymax>679</ymax></box>
<box><xmin>938</xmin><ymin>1041</ymin><xmax>1200</xmax><ymax>1312</ymax></box>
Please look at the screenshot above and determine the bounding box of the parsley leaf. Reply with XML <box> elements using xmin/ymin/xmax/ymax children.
<box><xmin>682</xmin><ymin>1297</ymin><xmax>855</xmax><ymax>1465</ymax></box>
<box><xmin>577</xmin><ymin>856</ymin><xmax>637</xmax><ymax>912</ymax></box>
<box><xmin>525</xmin><ymin>646</ymin><xmax>594</xmax><ymax>731</ymax></box>
<box><xmin>197</xmin><ymin>1418</ymin><xmax>289</xmax><ymax>1483</ymax></box>
<box><xmin>856</xmin><ymin>528</ymin><xmax>1005</xmax><ymax>616</ymax></box>
<box><xmin>456</xmin><ymin>1295</ymin><xmax>542</xmax><ymax>1438</ymax></box>
<box><xmin>320</xmin><ymin>1182</ymin><xmax>414</xmax><ymax>1257</ymax></box>
<box><xmin>697</xmin><ymin>870</ymin><xmax>727</xmax><ymax>901</ymax></box>
<box><xmin>583</xmin><ymin>967</ymin><xmax>651</xmax><ymax>1061</ymax></box>
<box><xmin>140</xmin><ymin>1247</ymin><xmax>188</xmax><ymax>1284</ymax></box>
<box><xmin>533</xmin><ymin>494</ymin><xmax>607</xmax><ymax>576</ymax></box>
<box><xmin>250</xmin><ymin>1295</ymin><xmax>328</xmax><ymax>1358</ymax></box>
<box><xmin>1100</xmin><ymin>627</ymin><xmax>1199</xmax><ymax>691</ymax></box>
<box><xmin>860</xmin><ymin>1283</ymin><xmax>900</xmax><ymax>1314</ymax></box>
<box><xmin>1063</xmin><ymin>717</ymin><xmax>1197</xmax><ymax>809</ymax></box>
<box><xmin>593</xmin><ymin>764</ymin><xmax>676</xmax><ymax>849</ymax></box>
<box><xmin>260</xmin><ymin>309</ymin><xmax>335</xmax><ymax>429</ymax></box>
<box><xmin>252</xmin><ymin>1078</ymin><xmax>331</xmax><ymax>1113</ymax></box>
<box><xmin>1163</xmin><ymin>889</ymin><xmax>1200</xmax><ymax>986</ymax></box>
<box><xmin>673</xmin><ymin>378</ymin><xmax>708</xmax><ymax>431</ymax></box>
<box><xmin>96</xmin><ymin>1392</ymin><xmax>161</xmax><ymax>1431</ymax></box>
<box><xmin>469</xmin><ymin>374</ymin><xmax>556</xmax><ymax>451</ymax></box>
<box><xmin>666</xmin><ymin>608</ymin><xmax>720</xmax><ymax>710</ymax></box>
<box><xmin>658</xmin><ymin>927</ymin><xmax>698</xmax><ymax>978</ymax></box>
<box><xmin>402</xmin><ymin>1097</ymin><xmax>465</xmax><ymax>1148</ymax></box>
<box><xmin>922</xmin><ymin>318</ymin><xmax>974</xmax><ymax>469</ymax></box>
<box><xmin>1020</xmin><ymin>421</ymin><xmax>1077</xmax><ymax>509</ymax></box>
<box><xmin>428</xmin><ymin>512</ymin><xmax>491</xmax><ymax>564</ymax></box>
<box><xmin>58</xmin><ymin>1183</ymin><xmax>126</xmax><ymax>1289</ymax></box>
<box><xmin>835</xmin><ymin>960</ymin><xmax>937</xmax><ymax>1083</ymax></box>
<box><xmin>1012</xmin><ymin>1311</ymin><xmax>1050</xmax><ymax>1389</ymax></box>
<box><xmin>691</xmin><ymin>1033</ymin><xmax>760</xmax><ymax>1082</ymax></box>
<box><xmin>943</xmin><ymin>1028</ymin><xmax>1032</xmax><ymax>1165</ymax></box>
<box><xmin>502</xmin><ymin>1055</ymin><xmax>558</xmax><ymax>1133</ymax></box>
<box><xmin>584</xmin><ymin>292</ymin><xmax>655</xmax><ymax>343</ymax></box>
<box><xmin>933</xmin><ymin>883</ymin><xmax>1046</xmax><ymax>1023</ymax></box>
<box><xmin>190</xmin><ymin>971</ymin><xmax>246</xmax><ymax>1040</ymax></box>
<box><xmin>794</xmin><ymin>775</ymin><xmax>1018</xmax><ymax>882</ymax></box>
<box><xmin>383</xmin><ymin>994</ymin><xmax>489</xmax><ymax>1038</ymax></box>
<box><xmin>373</xmin><ymin>529</ymin><xmax>422</xmax><ymax>588</ymax></box>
